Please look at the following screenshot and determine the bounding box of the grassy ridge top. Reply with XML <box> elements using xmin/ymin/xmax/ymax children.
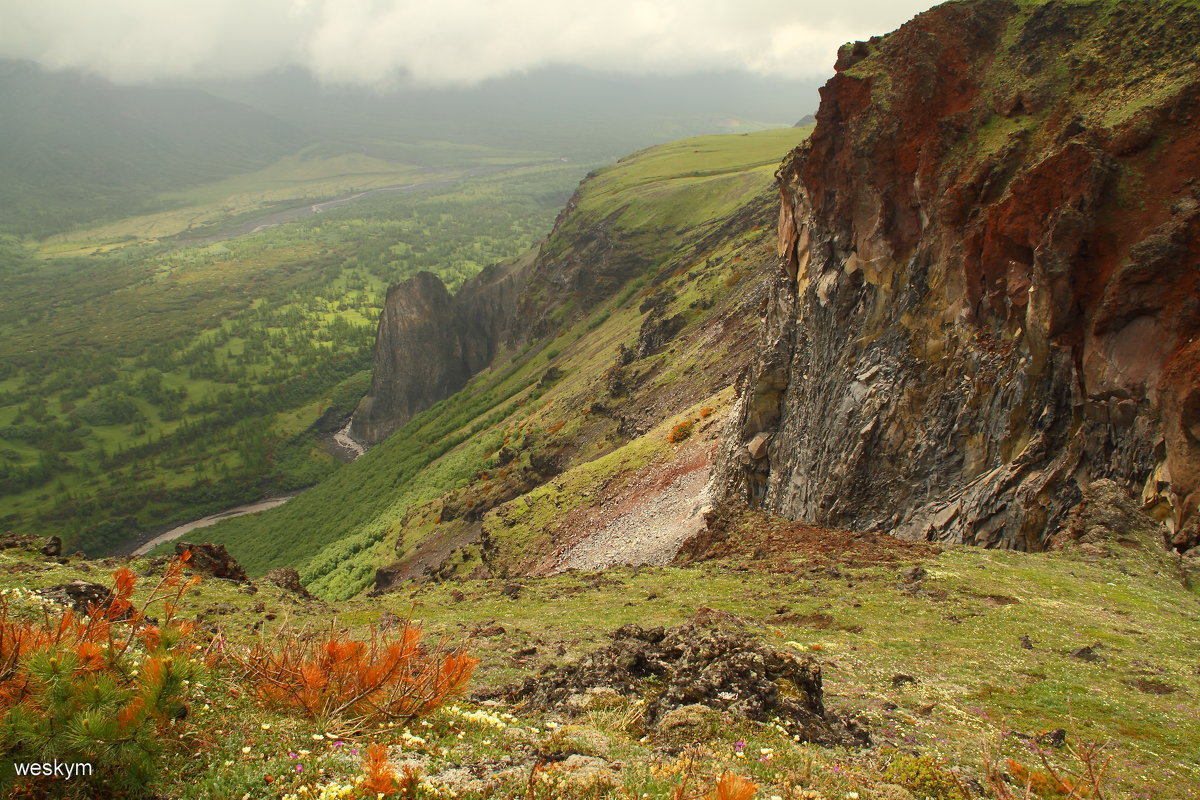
<box><xmin>2</xmin><ymin>504</ymin><xmax>1197</xmax><ymax>797</ymax></box>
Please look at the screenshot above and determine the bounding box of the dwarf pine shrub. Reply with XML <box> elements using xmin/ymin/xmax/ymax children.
<box><xmin>0</xmin><ymin>552</ymin><xmax>204</xmax><ymax>798</ymax></box>
<box><xmin>226</xmin><ymin>619</ymin><xmax>477</xmax><ymax>734</ymax></box>
<box><xmin>668</xmin><ymin>419</ymin><xmax>696</xmax><ymax>443</ymax></box>
<box><xmin>883</xmin><ymin>753</ymin><xmax>967</xmax><ymax>800</ymax></box>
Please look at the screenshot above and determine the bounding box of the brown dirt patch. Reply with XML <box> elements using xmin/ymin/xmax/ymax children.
<box><xmin>676</xmin><ymin>505</ymin><xmax>939</xmax><ymax>571</ymax></box>
<box><xmin>528</xmin><ymin>439</ymin><xmax>718</xmax><ymax>575</ymax></box>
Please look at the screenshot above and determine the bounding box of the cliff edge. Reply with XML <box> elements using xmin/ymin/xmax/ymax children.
<box><xmin>350</xmin><ymin>260</ymin><xmax>527</xmax><ymax>444</ymax></box>
<box><xmin>715</xmin><ymin>0</ymin><xmax>1200</xmax><ymax>552</ymax></box>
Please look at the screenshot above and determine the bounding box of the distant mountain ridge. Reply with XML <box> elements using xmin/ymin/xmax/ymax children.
<box><xmin>0</xmin><ymin>60</ymin><xmax>820</xmax><ymax>238</ymax></box>
<box><xmin>0</xmin><ymin>60</ymin><xmax>305</xmax><ymax>236</ymax></box>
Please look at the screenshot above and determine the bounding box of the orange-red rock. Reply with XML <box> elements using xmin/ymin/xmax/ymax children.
<box><xmin>718</xmin><ymin>0</ymin><xmax>1200</xmax><ymax>552</ymax></box>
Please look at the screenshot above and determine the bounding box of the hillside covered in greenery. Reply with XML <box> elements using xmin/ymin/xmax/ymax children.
<box><xmin>185</xmin><ymin>127</ymin><xmax>809</xmax><ymax>598</ymax></box>
<box><xmin>0</xmin><ymin>164</ymin><xmax>580</xmax><ymax>554</ymax></box>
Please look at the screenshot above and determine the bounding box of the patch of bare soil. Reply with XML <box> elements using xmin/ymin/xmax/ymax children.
<box><xmin>534</xmin><ymin>442</ymin><xmax>716</xmax><ymax>575</ymax></box>
<box><xmin>677</xmin><ymin>505</ymin><xmax>939</xmax><ymax>571</ymax></box>
<box><xmin>373</xmin><ymin>520</ymin><xmax>483</xmax><ymax>593</ymax></box>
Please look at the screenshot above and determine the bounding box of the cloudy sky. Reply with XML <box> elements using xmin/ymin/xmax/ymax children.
<box><xmin>1</xmin><ymin>0</ymin><xmax>938</xmax><ymax>87</ymax></box>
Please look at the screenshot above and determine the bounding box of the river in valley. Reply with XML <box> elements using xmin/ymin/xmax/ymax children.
<box><xmin>126</xmin><ymin>493</ymin><xmax>300</xmax><ymax>556</ymax></box>
<box><xmin>119</xmin><ymin>424</ymin><xmax>368</xmax><ymax>557</ymax></box>
<box><xmin>172</xmin><ymin>160</ymin><xmax>547</xmax><ymax>247</ymax></box>
<box><xmin>173</xmin><ymin>177</ymin><xmax>455</xmax><ymax>246</ymax></box>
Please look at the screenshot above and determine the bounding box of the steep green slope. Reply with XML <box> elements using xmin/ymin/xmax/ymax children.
<box><xmin>192</xmin><ymin>127</ymin><xmax>812</xmax><ymax>597</ymax></box>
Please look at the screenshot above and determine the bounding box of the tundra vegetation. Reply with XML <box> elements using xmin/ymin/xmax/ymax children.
<box><xmin>2</xmin><ymin>1</ymin><xmax>1199</xmax><ymax>797</ymax></box>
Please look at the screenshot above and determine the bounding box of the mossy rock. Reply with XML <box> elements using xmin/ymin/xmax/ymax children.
<box><xmin>652</xmin><ymin>703</ymin><xmax>725</xmax><ymax>746</ymax></box>
<box><xmin>541</xmin><ymin>725</ymin><xmax>614</xmax><ymax>759</ymax></box>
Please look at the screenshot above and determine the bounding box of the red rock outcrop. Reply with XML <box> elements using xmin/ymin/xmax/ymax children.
<box><xmin>716</xmin><ymin>0</ymin><xmax>1200</xmax><ymax>552</ymax></box>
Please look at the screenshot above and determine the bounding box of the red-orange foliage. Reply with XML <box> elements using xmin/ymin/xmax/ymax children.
<box><xmin>983</xmin><ymin>730</ymin><xmax>1112</xmax><ymax>800</ymax></box>
<box><xmin>361</xmin><ymin>742</ymin><xmax>398</xmax><ymax>797</ymax></box>
<box><xmin>654</xmin><ymin>764</ymin><xmax>757</xmax><ymax>800</ymax></box>
<box><xmin>0</xmin><ymin>551</ymin><xmax>200</xmax><ymax>713</ymax></box>
<box><xmin>228</xmin><ymin>619</ymin><xmax>477</xmax><ymax>730</ymax></box>
<box><xmin>668</xmin><ymin>419</ymin><xmax>696</xmax><ymax>444</ymax></box>
<box><xmin>1001</xmin><ymin>756</ymin><xmax>1103</xmax><ymax>799</ymax></box>
<box><xmin>708</xmin><ymin>772</ymin><xmax>757</xmax><ymax>800</ymax></box>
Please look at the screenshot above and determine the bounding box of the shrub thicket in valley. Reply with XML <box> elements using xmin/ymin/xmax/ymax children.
<box><xmin>0</xmin><ymin>167</ymin><xmax>577</xmax><ymax>555</ymax></box>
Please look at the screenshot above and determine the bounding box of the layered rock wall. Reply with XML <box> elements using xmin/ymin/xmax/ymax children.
<box><xmin>715</xmin><ymin>0</ymin><xmax>1200</xmax><ymax>551</ymax></box>
<box><xmin>350</xmin><ymin>261</ymin><xmax>527</xmax><ymax>444</ymax></box>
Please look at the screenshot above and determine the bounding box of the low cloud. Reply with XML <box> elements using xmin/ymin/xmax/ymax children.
<box><xmin>1</xmin><ymin>0</ymin><xmax>935</xmax><ymax>86</ymax></box>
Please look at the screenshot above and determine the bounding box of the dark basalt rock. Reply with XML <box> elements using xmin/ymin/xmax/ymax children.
<box><xmin>635</xmin><ymin>312</ymin><xmax>686</xmax><ymax>359</ymax></box>
<box><xmin>351</xmin><ymin>262</ymin><xmax>527</xmax><ymax>446</ymax></box>
<box><xmin>264</xmin><ymin>567</ymin><xmax>314</xmax><ymax>600</ymax></box>
<box><xmin>714</xmin><ymin>0</ymin><xmax>1200</xmax><ymax>553</ymax></box>
<box><xmin>175</xmin><ymin>542</ymin><xmax>248</xmax><ymax>583</ymax></box>
<box><xmin>37</xmin><ymin>580</ymin><xmax>127</xmax><ymax>617</ymax></box>
<box><xmin>505</xmin><ymin>611</ymin><xmax>867</xmax><ymax>747</ymax></box>
<box><xmin>40</xmin><ymin>536</ymin><xmax>62</xmax><ymax>558</ymax></box>
<box><xmin>0</xmin><ymin>532</ymin><xmax>39</xmax><ymax>551</ymax></box>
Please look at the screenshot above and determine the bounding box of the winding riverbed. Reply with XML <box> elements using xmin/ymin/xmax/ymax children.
<box><xmin>175</xmin><ymin>177</ymin><xmax>455</xmax><ymax>246</ymax></box>
<box><xmin>128</xmin><ymin>494</ymin><xmax>300</xmax><ymax>556</ymax></box>
<box><xmin>121</xmin><ymin>423</ymin><xmax>369</xmax><ymax>557</ymax></box>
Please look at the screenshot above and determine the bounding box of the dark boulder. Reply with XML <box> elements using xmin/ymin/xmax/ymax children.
<box><xmin>264</xmin><ymin>567</ymin><xmax>314</xmax><ymax>600</ymax></box>
<box><xmin>506</xmin><ymin>611</ymin><xmax>867</xmax><ymax>747</ymax></box>
<box><xmin>37</xmin><ymin>580</ymin><xmax>128</xmax><ymax>617</ymax></box>
<box><xmin>175</xmin><ymin>542</ymin><xmax>248</xmax><ymax>582</ymax></box>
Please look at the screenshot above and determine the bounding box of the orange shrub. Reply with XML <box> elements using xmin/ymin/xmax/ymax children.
<box><xmin>0</xmin><ymin>552</ymin><xmax>202</xmax><ymax>795</ymax></box>
<box><xmin>699</xmin><ymin>407</ymin><xmax>714</xmax><ymax>419</ymax></box>
<box><xmin>361</xmin><ymin>743</ymin><xmax>398</xmax><ymax>797</ymax></box>
<box><xmin>668</xmin><ymin>420</ymin><xmax>696</xmax><ymax>443</ymax></box>
<box><xmin>0</xmin><ymin>552</ymin><xmax>199</xmax><ymax>712</ymax></box>
<box><xmin>708</xmin><ymin>772</ymin><xmax>756</xmax><ymax>800</ymax></box>
<box><xmin>228</xmin><ymin>620</ymin><xmax>477</xmax><ymax>731</ymax></box>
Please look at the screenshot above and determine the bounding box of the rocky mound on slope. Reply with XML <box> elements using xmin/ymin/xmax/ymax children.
<box><xmin>716</xmin><ymin>0</ymin><xmax>1200</xmax><ymax>554</ymax></box>
<box><xmin>505</xmin><ymin>611</ymin><xmax>868</xmax><ymax>747</ymax></box>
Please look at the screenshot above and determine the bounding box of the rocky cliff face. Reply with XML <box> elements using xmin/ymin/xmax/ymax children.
<box><xmin>350</xmin><ymin>261</ymin><xmax>527</xmax><ymax>444</ymax></box>
<box><xmin>715</xmin><ymin>0</ymin><xmax>1200</xmax><ymax>553</ymax></box>
<box><xmin>350</xmin><ymin>160</ymin><xmax>711</xmax><ymax>447</ymax></box>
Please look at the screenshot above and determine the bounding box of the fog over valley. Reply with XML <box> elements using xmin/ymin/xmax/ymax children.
<box><xmin>4</xmin><ymin>0</ymin><xmax>937</xmax><ymax>86</ymax></box>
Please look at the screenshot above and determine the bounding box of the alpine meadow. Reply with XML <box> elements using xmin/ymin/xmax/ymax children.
<box><xmin>1</xmin><ymin>2</ymin><xmax>1199</xmax><ymax>799</ymax></box>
